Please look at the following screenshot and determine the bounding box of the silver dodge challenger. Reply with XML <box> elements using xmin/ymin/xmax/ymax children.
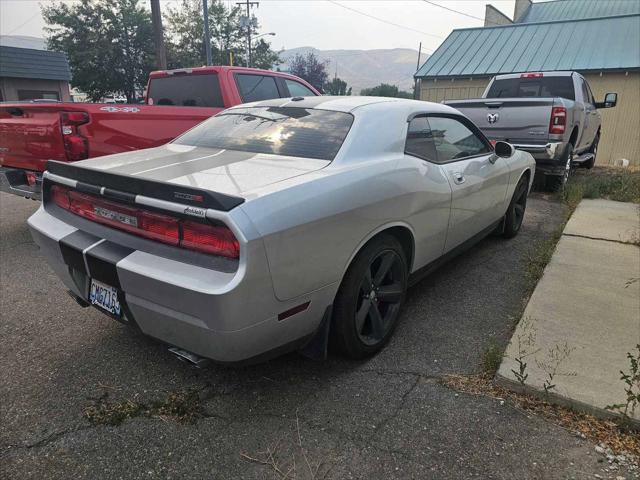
<box><xmin>28</xmin><ymin>96</ymin><xmax>535</xmax><ymax>364</ymax></box>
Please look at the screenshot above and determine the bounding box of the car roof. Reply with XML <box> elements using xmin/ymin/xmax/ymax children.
<box><xmin>227</xmin><ymin>96</ymin><xmax>458</xmax><ymax>115</ymax></box>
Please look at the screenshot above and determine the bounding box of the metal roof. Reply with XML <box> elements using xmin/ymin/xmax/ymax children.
<box><xmin>416</xmin><ymin>8</ymin><xmax>640</xmax><ymax>78</ymax></box>
<box><xmin>518</xmin><ymin>0</ymin><xmax>640</xmax><ymax>23</ymax></box>
<box><xmin>0</xmin><ymin>46</ymin><xmax>71</xmax><ymax>81</ymax></box>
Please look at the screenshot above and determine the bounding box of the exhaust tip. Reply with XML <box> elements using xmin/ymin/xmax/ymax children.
<box><xmin>168</xmin><ymin>347</ymin><xmax>210</xmax><ymax>368</ymax></box>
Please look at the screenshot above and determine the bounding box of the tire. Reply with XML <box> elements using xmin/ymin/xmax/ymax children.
<box><xmin>330</xmin><ymin>234</ymin><xmax>408</xmax><ymax>359</ymax></box>
<box><xmin>545</xmin><ymin>143</ymin><xmax>573</xmax><ymax>192</ymax></box>
<box><xmin>502</xmin><ymin>175</ymin><xmax>529</xmax><ymax>239</ymax></box>
<box><xmin>585</xmin><ymin>133</ymin><xmax>599</xmax><ymax>169</ymax></box>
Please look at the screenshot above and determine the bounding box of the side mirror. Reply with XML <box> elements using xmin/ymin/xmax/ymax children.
<box><xmin>494</xmin><ymin>140</ymin><xmax>515</xmax><ymax>159</ymax></box>
<box><xmin>595</xmin><ymin>92</ymin><xmax>617</xmax><ymax>109</ymax></box>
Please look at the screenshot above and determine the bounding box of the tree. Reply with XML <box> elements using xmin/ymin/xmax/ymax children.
<box><xmin>360</xmin><ymin>83</ymin><xmax>413</xmax><ymax>99</ymax></box>
<box><xmin>325</xmin><ymin>77</ymin><xmax>352</xmax><ymax>96</ymax></box>
<box><xmin>288</xmin><ymin>52</ymin><xmax>328</xmax><ymax>92</ymax></box>
<box><xmin>252</xmin><ymin>39</ymin><xmax>282</xmax><ymax>71</ymax></box>
<box><xmin>164</xmin><ymin>0</ymin><xmax>280</xmax><ymax>69</ymax></box>
<box><xmin>42</xmin><ymin>0</ymin><xmax>155</xmax><ymax>102</ymax></box>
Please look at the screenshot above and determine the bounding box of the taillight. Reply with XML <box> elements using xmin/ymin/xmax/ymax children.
<box><xmin>50</xmin><ymin>185</ymin><xmax>239</xmax><ymax>258</ymax></box>
<box><xmin>181</xmin><ymin>221</ymin><xmax>239</xmax><ymax>257</ymax></box>
<box><xmin>521</xmin><ymin>72</ymin><xmax>544</xmax><ymax>78</ymax></box>
<box><xmin>549</xmin><ymin>106</ymin><xmax>567</xmax><ymax>134</ymax></box>
<box><xmin>60</xmin><ymin>111</ymin><xmax>89</xmax><ymax>161</ymax></box>
<box><xmin>26</xmin><ymin>171</ymin><xmax>38</xmax><ymax>186</ymax></box>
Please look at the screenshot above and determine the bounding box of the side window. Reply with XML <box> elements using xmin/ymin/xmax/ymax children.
<box><xmin>284</xmin><ymin>79</ymin><xmax>315</xmax><ymax>97</ymax></box>
<box><xmin>585</xmin><ymin>82</ymin><xmax>595</xmax><ymax>105</ymax></box>
<box><xmin>580</xmin><ymin>79</ymin><xmax>592</xmax><ymax>105</ymax></box>
<box><xmin>405</xmin><ymin>116</ymin><xmax>437</xmax><ymax>161</ymax></box>
<box><xmin>428</xmin><ymin>117</ymin><xmax>490</xmax><ymax>163</ymax></box>
<box><xmin>235</xmin><ymin>74</ymin><xmax>280</xmax><ymax>103</ymax></box>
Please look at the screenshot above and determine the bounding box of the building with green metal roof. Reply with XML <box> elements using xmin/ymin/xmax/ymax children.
<box><xmin>416</xmin><ymin>0</ymin><xmax>640</xmax><ymax>165</ymax></box>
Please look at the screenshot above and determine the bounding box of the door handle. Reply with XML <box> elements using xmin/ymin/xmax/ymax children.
<box><xmin>452</xmin><ymin>172</ymin><xmax>465</xmax><ymax>185</ymax></box>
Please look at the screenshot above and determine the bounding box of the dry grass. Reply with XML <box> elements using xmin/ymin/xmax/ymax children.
<box><xmin>563</xmin><ymin>166</ymin><xmax>640</xmax><ymax>208</ymax></box>
<box><xmin>240</xmin><ymin>411</ymin><xmax>331</xmax><ymax>480</ymax></box>
<box><xmin>442</xmin><ymin>374</ymin><xmax>640</xmax><ymax>458</ymax></box>
<box><xmin>85</xmin><ymin>389</ymin><xmax>202</xmax><ymax>426</ymax></box>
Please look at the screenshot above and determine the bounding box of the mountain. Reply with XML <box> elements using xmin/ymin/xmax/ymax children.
<box><xmin>278</xmin><ymin>47</ymin><xmax>429</xmax><ymax>94</ymax></box>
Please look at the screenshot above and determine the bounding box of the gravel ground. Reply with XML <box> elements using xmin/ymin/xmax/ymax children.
<box><xmin>0</xmin><ymin>191</ymin><xmax>634</xmax><ymax>479</ymax></box>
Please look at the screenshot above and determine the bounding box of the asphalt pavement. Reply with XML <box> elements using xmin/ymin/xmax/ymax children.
<box><xmin>0</xmin><ymin>191</ymin><xmax>630</xmax><ymax>479</ymax></box>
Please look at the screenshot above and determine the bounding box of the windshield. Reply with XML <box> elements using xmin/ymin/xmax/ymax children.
<box><xmin>173</xmin><ymin>107</ymin><xmax>354</xmax><ymax>161</ymax></box>
<box><xmin>486</xmin><ymin>76</ymin><xmax>575</xmax><ymax>100</ymax></box>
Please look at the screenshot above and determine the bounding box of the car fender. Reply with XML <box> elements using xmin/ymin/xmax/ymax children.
<box><xmin>340</xmin><ymin>220</ymin><xmax>417</xmax><ymax>279</ymax></box>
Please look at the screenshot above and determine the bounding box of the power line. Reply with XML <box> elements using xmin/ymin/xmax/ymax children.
<box><xmin>5</xmin><ymin>11</ymin><xmax>41</xmax><ymax>36</ymax></box>
<box><xmin>420</xmin><ymin>0</ymin><xmax>504</xmax><ymax>27</ymax></box>
<box><xmin>326</xmin><ymin>0</ymin><xmax>444</xmax><ymax>40</ymax></box>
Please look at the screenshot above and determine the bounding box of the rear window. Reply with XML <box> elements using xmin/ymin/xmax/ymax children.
<box><xmin>174</xmin><ymin>107</ymin><xmax>353</xmax><ymax>161</ymax></box>
<box><xmin>235</xmin><ymin>74</ymin><xmax>280</xmax><ymax>103</ymax></box>
<box><xmin>486</xmin><ymin>76</ymin><xmax>575</xmax><ymax>100</ymax></box>
<box><xmin>147</xmin><ymin>74</ymin><xmax>224</xmax><ymax>107</ymax></box>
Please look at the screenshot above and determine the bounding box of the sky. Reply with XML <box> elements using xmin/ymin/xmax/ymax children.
<box><xmin>1</xmin><ymin>0</ymin><xmax>516</xmax><ymax>53</ymax></box>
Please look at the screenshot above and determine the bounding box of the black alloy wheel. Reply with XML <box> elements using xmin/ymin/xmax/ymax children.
<box><xmin>503</xmin><ymin>176</ymin><xmax>529</xmax><ymax>238</ymax></box>
<box><xmin>355</xmin><ymin>250</ymin><xmax>405</xmax><ymax>346</ymax></box>
<box><xmin>330</xmin><ymin>234</ymin><xmax>408</xmax><ymax>358</ymax></box>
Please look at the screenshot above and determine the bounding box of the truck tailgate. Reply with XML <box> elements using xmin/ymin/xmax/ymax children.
<box><xmin>0</xmin><ymin>105</ymin><xmax>67</xmax><ymax>171</ymax></box>
<box><xmin>445</xmin><ymin>98</ymin><xmax>555</xmax><ymax>144</ymax></box>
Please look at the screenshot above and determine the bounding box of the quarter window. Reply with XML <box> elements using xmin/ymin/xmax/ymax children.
<box><xmin>406</xmin><ymin>116</ymin><xmax>490</xmax><ymax>163</ymax></box>
<box><xmin>285</xmin><ymin>79</ymin><xmax>315</xmax><ymax>97</ymax></box>
<box><xmin>405</xmin><ymin>116</ymin><xmax>437</xmax><ymax>161</ymax></box>
<box><xmin>236</xmin><ymin>74</ymin><xmax>280</xmax><ymax>102</ymax></box>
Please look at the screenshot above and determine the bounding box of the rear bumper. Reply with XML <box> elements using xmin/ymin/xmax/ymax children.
<box><xmin>0</xmin><ymin>167</ymin><xmax>42</xmax><ymax>200</ymax></box>
<box><xmin>27</xmin><ymin>206</ymin><xmax>336</xmax><ymax>363</ymax></box>
<box><xmin>513</xmin><ymin>142</ymin><xmax>567</xmax><ymax>175</ymax></box>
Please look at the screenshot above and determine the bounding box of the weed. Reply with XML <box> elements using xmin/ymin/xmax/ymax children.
<box><xmin>85</xmin><ymin>389</ymin><xmax>202</xmax><ymax>426</ymax></box>
<box><xmin>563</xmin><ymin>167</ymin><xmax>640</xmax><ymax>206</ymax></box>
<box><xmin>482</xmin><ymin>338</ymin><xmax>503</xmax><ymax>375</ymax></box>
<box><xmin>606</xmin><ymin>344</ymin><xmax>640</xmax><ymax>423</ymax></box>
<box><xmin>85</xmin><ymin>399</ymin><xmax>143</xmax><ymax>426</ymax></box>
<box><xmin>535</xmin><ymin>341</ymin><xmax>577</xmax><ymax>395</ymax></box>
<box><xmin>510</xmin><ymin>317</ymin><xmax>540</xmax><ymax>386</ymax></box>
<box><xmin>526</xmin><ymin>231</ymin><xmax>562</xmax><ymax>286</ymax></box>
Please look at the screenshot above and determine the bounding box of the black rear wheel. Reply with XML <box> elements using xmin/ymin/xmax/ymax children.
<box><xmin>330</xmin><ymin>235</ymin><xmax>408</xmax><ymax>358</ymax></box>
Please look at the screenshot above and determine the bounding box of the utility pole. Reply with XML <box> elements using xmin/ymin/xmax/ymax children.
<box><xmin>413</xmin><ymin>42</ymin><xmax>422</xmax><ymax>100</ymax></box>
<box><xmin>150</xmin><ymin>0</ymin><xmax>167</xmax><ymax>69</ymax></box>
<box><xmin>203</xmin><ymin>0</ymin><xmax>212</xmax><ymax>65</ymax></box>
<box><xmin>237</xmin><ymin>0</ymin><xmax>259</xmax><ymax>67</ymax></box>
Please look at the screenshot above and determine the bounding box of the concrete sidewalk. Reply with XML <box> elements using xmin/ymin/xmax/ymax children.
<box><xmin>498</xmin><ymin>199</ymin><xmax>640</xmax><ymax>420</ymax></box>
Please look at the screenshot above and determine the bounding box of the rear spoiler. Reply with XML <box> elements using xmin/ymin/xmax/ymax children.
<box><xmin>46</xmin><ymin>160</ymin><xmax>244</xmax><ymax>211</ymax></box>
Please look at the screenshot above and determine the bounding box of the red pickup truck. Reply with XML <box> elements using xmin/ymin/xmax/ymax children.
<box><xmin>0</xmin><ymin>66</ymin><xmax>319</xmax><ymax>199</ymax></box>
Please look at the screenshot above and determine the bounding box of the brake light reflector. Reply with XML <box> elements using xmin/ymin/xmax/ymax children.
<box><xmin>521</xmin><ymin>72</ymin><xmax>544</xmax><ymax>78</ymax></box>
<box><xmin>549</xmin><ymin>106</ymin><xmax>567</xmax><ymax>134</ymax></box>
<box><xmin>49</xmin><ymin>185</ymin><xmax>239</xmax><ymax>258</ymax></box>
<box><xmin>60</xmin><ymin>111</ymin><xmax>89</xmax><ymax>161</ymax></box>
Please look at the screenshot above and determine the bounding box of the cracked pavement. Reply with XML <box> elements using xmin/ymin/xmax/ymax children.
<box><xmin>0</xmin><ymin>192</ymin><xmax>628</xmax><ymax>479</ymax></box>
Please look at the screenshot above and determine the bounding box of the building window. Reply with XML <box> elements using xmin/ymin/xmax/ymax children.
<box><xmin>17</xmin><ymin>90</ymin><xmax>60</xmax><ymax>101</ymax></box>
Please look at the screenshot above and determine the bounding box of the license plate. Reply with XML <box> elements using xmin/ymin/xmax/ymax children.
<box><xmin>89</xmin><ymin>279</ymin><xmax>121</xmax><ymax>316</ymax></box>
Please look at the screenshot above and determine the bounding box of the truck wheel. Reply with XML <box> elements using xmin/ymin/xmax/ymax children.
<box><xmin>545</xmin><ymin>143</ymin><xmax>573</xmax><ymax>192</ymax></box>
<box><xmin>585</xmin><ymin>133</ymin><xmax>599</xmax><ymax>169</ymax></box>
<box><xmin>502</xmin><ymin>175</ymin><xmax>529</xmax><ymax>239</ymax></box>
<box><xmin>330</xmin><ymin>234</ymin><xmax>408</xmax><ymax>359</ymax></box>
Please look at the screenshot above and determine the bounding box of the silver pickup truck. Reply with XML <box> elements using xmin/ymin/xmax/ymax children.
<box><xmin>446</xmin><ymin>71</ymin><xmax>617</xmax><ymax>190</ymax></box>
